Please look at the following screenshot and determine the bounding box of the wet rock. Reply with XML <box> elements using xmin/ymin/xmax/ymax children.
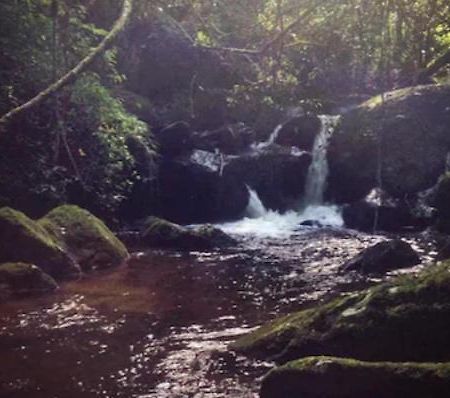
<box><xmin>142</xmin><ymin>216</ymin><xmax>236</xmax><ymax>251</ymax></box>
<box><xmin>342</xmin><ymin>239</ymin><xmax>420</xmax><ymax>274</ymax></box>
<box><xmin>0</xmin><ymin>207</ymin><xmax>80</xmax><ymax>279</ymax></box>
<box><xmin>328</xmin><ymin>85</ymin><xmax>450</xmax><ymax>203</ymax></box>
<box><xmin>342</xmin><ymin>189</ymin><xmax>417</xmax><ymax>232</ymax></box>
<box><xmin>191</xmin><ymin>123</ymin><xmax>256</xmax><ymax>154</ymax></box>
<box><xmin>232</xmin><ymin>260</ymin><xmax>450</xmax><ymax>363</ymax></box>
<box><xmin>300</xmin><ymin>220</ymin><xmax>323</xmax><ymax>228</ymax></box>
<box><xmin>223</xmin><ymin>148</ymin><xmax>311</xmax><ymax>211</ymax></box>
<box><xmin>0</xmin><ymin>262</ymin><xmax>58</xmax><ymax>300</ymax></box>
<box><xmin>40</xmin><ymin>205</ymin><xmax>129</xmax><ymax>271</ymax></box>
<box><xmin>435</xmin><ymin>172</ymin><xmax>450</xmax><ymax>233</ymax></box>
<box><xmin>155</xmin><ymin>121</ymin><xmax>193</xmax><ymax>157</ymax></box>
<box><xmin>260</xmin><ymin>356</ymin><xmax>450</xmax><ymax>398</ymax></box>
<box><xmin>275</xmin><ymin>114</ymin><xmax>321</xmax><ymax>151</ymax></box>
<box><xmin>158</xmin><ymin>157</ymin><xmax>248</xmax><ymax>224</ymax></box>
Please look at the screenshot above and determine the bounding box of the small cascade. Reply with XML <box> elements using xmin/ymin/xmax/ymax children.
<box><xmin>245</xmin><ymin>187</ymin><xmax>267</xmax><ymax>218</ymax></box>
<box><xmin>255</xmin><ymin>124</ymin><xmax>284</xmax><ymax>150</ymax></box>
<box><xmin>303</xmin><ymin>115</ymin><xmax>340</xmax><ymax>206</ymax></box>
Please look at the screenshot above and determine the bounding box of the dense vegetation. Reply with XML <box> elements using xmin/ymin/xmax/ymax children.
<box><xmin>0</xmin><ymin>0</ymin><xmax>449</xmax><ymax>222</ymax></box>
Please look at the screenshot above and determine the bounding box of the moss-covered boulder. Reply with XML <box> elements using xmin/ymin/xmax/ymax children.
<box><xmin>142</xmin><ymin>216</ymin><xmax>236</xmax><ymax>251</ymax></box>
<box><xmin>40</xmin><ymin>205</ymin><xmax>128</xmax><ymax>271</ymax></box>
<box><xmin>232</xmin><ymin>260</ymin><xmax>450</xmax><ymax>363</ymax></box>
<box><xmin>0</xmin><ymin>262</ymin><xmax>58</xmax><ymax>300</ymax></box>
<box><xmin>342</xmin><ymin>239</ymin><xmax>420</xmax><ymax>274</ymax></box>
<box><xmin>328</xmin><ymin>84</ymin><xmax>450</xmax><ymax>203</ymax></box>
<box><xmin>0</xmin><ymin>207</ymin><xmax>80</xmax><ymax>279</ymax></box>
<box><xmin>260</xmin><ymin>356</ymin><xmax>450</xmax><ymax>398</ymax></box>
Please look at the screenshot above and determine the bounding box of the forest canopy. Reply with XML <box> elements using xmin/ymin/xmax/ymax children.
<box><xmin>0</xmin><ymin>0</ymin><xmax>449</xmax><ymax>221</ymax></box>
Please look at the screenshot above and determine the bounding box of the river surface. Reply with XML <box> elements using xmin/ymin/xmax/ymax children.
<box><xmin>0</xmin><ymin>225</ymin><xmax>436</xmax><ymax>398</ymax></box>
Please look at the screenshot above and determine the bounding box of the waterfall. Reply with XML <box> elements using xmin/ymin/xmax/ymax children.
<box><xmin>245</xmin><ymin>187</ymin><xmax>267</xmax><ymax>218</ymax></box>
<box><xmin>303</xmin><ymin>115</ymin><xmax>340</xmax><ymax>206</ymax></box>
<box><xmin>255</xmin><ymin>124</ymin><xmax>284</xmax><ymax>150</ymax></box>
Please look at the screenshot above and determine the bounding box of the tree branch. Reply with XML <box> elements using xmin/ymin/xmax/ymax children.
<box><xmin>0</xmin><ymin>0</ymin><xmax>133</xmax><ymax>128</ymax></box>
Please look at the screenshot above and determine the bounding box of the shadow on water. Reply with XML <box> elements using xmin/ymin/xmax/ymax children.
<box><xmin>0</xmin><ymin>228</ymin><xmax>437</xmax><ymax>398</ymax></box>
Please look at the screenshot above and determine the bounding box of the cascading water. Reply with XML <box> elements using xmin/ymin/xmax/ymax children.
<box><xmin>303</xmin><ymin>115</ymin><xmax>341</xmax><ymax>206</ymax></box>
<box><xmin>254</xmin><ymin>124</ymin><xmax>284</xmax><ymax>150</ymax></box>
<box><xmin>218</xmin><ymin>115</ymin><xmax>343</xmax><ymax>237</ymax></box>
<box><xmin>245</xmin><ymin>186</ymin><xmax>267</xmax><ymax>218</ymax></box>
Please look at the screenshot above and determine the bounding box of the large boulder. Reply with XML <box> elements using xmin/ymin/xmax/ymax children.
<box><xmin>158</xmin><ymin>155</ymin><xmax>249</xmax><ymax>224</ymax></box>
<box><xmin>327</xmin><ymin>85</ymin><xmax>450</xmax><ymax>203</ymax></box>
<box><xmin>40</xmin><ymin>205</ymin><xmax>129</xmax><ymax>271</ymax></box>
<box><xmin>260</xmin><ymin>356</ymin><xmax>450</xmax><ymax>398</ymax></box>
<box><xmin>155</xmin><ymin>121</ymin><xmax>193</xmax><ymax>158</ymax></box>
<box><xmin>0</xmin><ymin>207</ymin><xmax>80</xmax><ymax>279</ymax></box>
<box><xmin>342</xmin><ymin>189</ymin><xmax>426</xmax><ymax>232</ymax></box>
<box><xmin>232</xmin><ymin>260</ymin><xmax>450</xmax><ymax>363</ymax></box>
<box><xmin>141</xmin><ymin>216</ymin><xmax>236</xmax><ymax>251</ymax></box>
<box><xmin>223</xmin><ymin>148</ymin><xmax>312</xmax><ymax>211</ymax></box>
<box><xmin>342</xmin><ymin>239</ymin><xmax>420</xmax><ymax>274</ymax></box>
<box><xmin>0</xmin><ymin>262</ymin><xmax>58</xmax><ymax>301</ymax></box>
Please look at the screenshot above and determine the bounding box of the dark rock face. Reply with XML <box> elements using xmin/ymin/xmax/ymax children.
<box><xmin>342</xmin><ymin>239</ymin><xmax>420</xmax><ymax>274</ymax></box>
<box><xmin>342</xmin><ymin>189</ymin><xmax>421</xmax><ymax>232</ymax></box>
<box><xmin>343</xmin><ymin>201</ymin><xmax>415</xmax><ymax>232</ymax></box>
<box><xmin>158</xmin><ymin>157</ymin><xmax>249</xmax><ymax>224</ymax></box>
<box><xmin>223</xmin><ymin>148</ymin><xmax>312</xmax><ymax>212</ymax></box>
<box><xmin>328</xmin><ymin>85</ymin><xmax>450</xmax><ymax>204</ymax></box>
<box><xmin>275</xmin><ymin>114</ymin><xmax>321</xmax><ymax>151</ymax></box>
<box><xmin>260</xmin><ymin>357</ymin><xmax>450</xmax><ymax>398</ymax></box>
<box><xmin>191</xmin><ymin>123</ymin><xmax>256</xmax><ymax>154</ymax></box>
<box><xmin>141</xmin><ymin>216</ymin><xmax>236</xmax><ymax>251</ymax></box>
<box><xmin>232</xmin><ymin>260</ymin><xmax>450</xmax><ymax>364</ymax></box>
<box><xmin>155</xmin><ymin>121</ymin><xmax>193</xmax><ymax>158</ymax></box>
<box><xmin>0</xmin><ymin>262</ymin><xmax>58</xmax><ymax>300</ymax></box>
<box><xmin>435</xmin><ymin>173</ymin><xmax>450</xmax><ymax>233</ymax></box>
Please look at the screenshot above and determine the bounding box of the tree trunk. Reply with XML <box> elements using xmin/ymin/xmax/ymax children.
<box><xmin>0</xmin><ymin>0</ymin><xmax>133</xmax><ymax>128</ymax></box>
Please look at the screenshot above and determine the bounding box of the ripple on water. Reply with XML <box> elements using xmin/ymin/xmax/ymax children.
<box><xmin>0</xmin><ymin>227</ymin><xmax>439</xmax><ymax>397</ymax></box>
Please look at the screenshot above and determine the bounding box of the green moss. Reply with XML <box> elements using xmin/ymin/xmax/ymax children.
<box><xmin>261</xmin><ymin>356</ymin><xmax>450</xmax><ymax>398</ymax></box>
<box><xmin>142</xmin><ymin>217</ymin><xmax>235</xmax><ymax>251</ymax></box>
<box><xmin>233</xmin><ymin>261</ymin><xmax>450</xmax><ymax>363</ymax></box>
<box><xmin>0</xmin><ymin>262</ymin><xmax>58</xmax><ymax>300</ymax></box>
<box><xmin>40</xmin><ymin>205</ymin><xmax>128</xmax><ymax>271</ymax></box>
<box><xmin>0</xmin><ymin>207</ymin><xmax>79</xmax><ymax>279</ymax></box>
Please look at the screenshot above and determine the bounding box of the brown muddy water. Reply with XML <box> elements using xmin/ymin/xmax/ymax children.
<box><xmin>0</xmin><ymin>228</ymin><xmax>437</xmax><ymax>398</ymax></box>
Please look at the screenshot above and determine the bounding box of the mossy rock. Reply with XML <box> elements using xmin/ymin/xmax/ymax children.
<box><xmin>0</xmin><ymin>207</ymin><xmax>80</xmax><ymax>279</ymax></box>
<box><xmin>40</xmin><ymin>205</ymin><xmax>128</xmax><ymax>271</ymax></box>
<box><xmin>232</xmin><ymin>260</ymin><xmax>450</xmax><ymax>363</ymax></box>
<box><xmin>342</xmin><ymin>239</ymin><xmax>420</xmax><ymax>274</ymax></box>
<box><xmin>328</xmin><ymin>84</ymin><xmax>450</xmax><ymax>203</ymax></box>
<box><xmin>0</xmin><ymin>262</ymin><xmax>58</xmax><ymax>300</ymax></box>
<box><xmin>142</xmin><ymin>217</ymin><xmax>236</xmax><ymax>251</ymax></box>
<box><xmin>261</xmin><ymin>356</ymin><xmax>450</xmax><ymax>398</ymax></box>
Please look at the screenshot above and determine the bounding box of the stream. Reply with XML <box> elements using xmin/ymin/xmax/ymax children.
<box><xmin>0</xmin><ymin>115</ymin><xmax>439</xmax><ymax>397</ymax></box>
<box><xmin>0</xmin><ymin>223</ymin><xmax>436</xmax><ymax>398</ymax></box>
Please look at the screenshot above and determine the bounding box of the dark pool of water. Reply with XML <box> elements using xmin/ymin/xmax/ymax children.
<box><xmin>0</xmin><ymin>228</ymin><xmax>437</xmax><ymax>398</ymax></box>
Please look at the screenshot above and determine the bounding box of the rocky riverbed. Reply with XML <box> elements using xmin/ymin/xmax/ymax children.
<box><xmin>0</xmin><ymin>225</ymin><xmax>438</xmax><ymax>398</ymax></box>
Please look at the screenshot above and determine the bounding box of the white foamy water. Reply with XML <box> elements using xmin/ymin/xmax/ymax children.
<box><xmin>217</xmin><ymin>115</ymin><xmax>344</xmax><ymax>238</ymax></box>
<box><xmin>303</xmin><ymin>115</ymin><xmax>340</xmax><ymax>205</ymax></box>
<box><xmin>218</xmin><ymin>191</ymin><xmax>343</xmax><ymax>238</ymax></box>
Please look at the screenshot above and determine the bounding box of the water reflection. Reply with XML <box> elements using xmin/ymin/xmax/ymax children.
<box><xmin>0</xmin><ymin>228</ymin><xmax>436</xmax><ymax>397</ymax></box>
